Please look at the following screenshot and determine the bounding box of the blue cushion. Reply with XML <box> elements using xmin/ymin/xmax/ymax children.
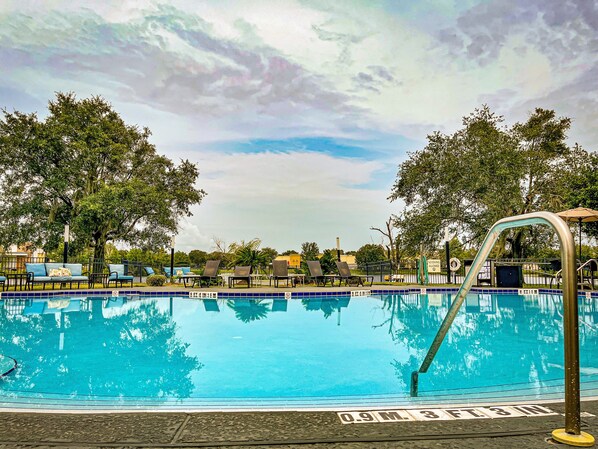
<box><xmin>0</xmin><ymin>276</ymin><xmax>6</xmax><ymax>282</ymax></box>
<box><xmin>71</xmin><ymin>275</ymin><xmax>88</xmax><ymax>281</ymax></box>
<box><xmin>26</xmin><ymin>263</ymin><xmax>47</xmax><ymax>277</ymax></box>
<box><xmin>45</xmin><ymin>263</ymin><xmax>63</xmax><ymax>273</ymax></box>
<box><xmin>108</xmin><ymin>264</ymin><xmax>125</xmax><ymax>276</ymax></box>
<box><xmin>64</xmin><ymin>264</ymin><xmax>83</xmax><ymax>276</ymax></box>
<box><xmin>145</xmin><ymin>267</ymin><xmax>155</xmax><ymax>275</ymax></box>
<box><xmin>108</xmin><ymin>274</ymin><xmax>133</xmax><ymax>281</ymax></box>
<box><xmin>163</xmin><ymin>267</ymin><xmax>172</xmax><ymax>277</ymax></box>
<box><xmin>181</xmin><ymin>267</ymin><xmax>191</xmax><ymax>274</ymax></box>
<box><xmin>32</xmin><ymin>276</ymin><xmax>52</xmax><ymax>282</ymax></box>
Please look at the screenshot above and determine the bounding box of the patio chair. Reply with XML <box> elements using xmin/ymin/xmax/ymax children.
<box><xmin>306</xmin><ymin>261</ymin><xmax>334</xmax><ymax>287</ymax></box>
<box><xmin>107</xmin><ymin>264</ymin><xmax>134</xmax><ymax>288</ymax></box>
<box><xmin>335</xmin><ymin>261</ymin><xmax>373</xmax><ymax>287</ymax></box>
<box><xmin>184</xmin><ymin>260</ymin><xmax>222</xmax><ymax>288</ymax></box>
<box><xmin>0</xmin><ymin>270</ymin><xmax>5</xmax><ymax>291</ymax></box>
<box><xmin>269</xmin><ymin>260</ymin><xmax>293</xmax><ymax>287</ymax></box>
<box><xmin>228</xmin><ymin>266</ymin><xmax>252</xmax><ymax>288</ymax></box>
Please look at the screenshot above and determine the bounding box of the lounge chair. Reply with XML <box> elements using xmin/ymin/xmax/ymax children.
<box><xmin>144</xmin><ymin>267</ymin><xmax>155</xmax><ymax>276</ymax></box>
<box><xmin>228</xmin><ymin>266</ymin><xmax>252</xmax><ymax>288</ymax></box>
<box><xmin>335</xmin><ymin>261</ymin><xmax>373</xmax><ymax>287</ymax></box>
<box><xmin>269</xmin><ymin>260</ymin><xmax>293</xmax><ymax>287</ymax></box>
<box><xmin>183</xmin><ymin>260</ymin><xmax>221</xmax><ymax>288</ymax></box>
<box><xmin>306</xmin><ymin>261</ymin><xmax>334</xmax><ymax>287</ymax></box>
<box><xmin>0</xmin><ymin>271</ymin><xmax>5</xmax><ymax>291</ymax></box>
<box><xmin>107</xmin><ymin>264</ymin><xmax>134</xmax><ymax>288</ymax></box>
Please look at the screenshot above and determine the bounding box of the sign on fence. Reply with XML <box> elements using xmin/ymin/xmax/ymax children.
<box><xmin>427</xmin><ymin>259</ymin><xmax>441</xmax><ymax>273</ymax></box>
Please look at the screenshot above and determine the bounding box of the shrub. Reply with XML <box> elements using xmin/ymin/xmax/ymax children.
<box><xmin>146</xmin><ymin>274</ymin><xmax>166</xmax><ymax>286</ymax></box>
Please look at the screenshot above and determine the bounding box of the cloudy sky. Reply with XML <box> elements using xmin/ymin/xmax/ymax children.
<box><xmin>1</xmin><ymin>0</ymin><xmax>596</xmax><ymax>253</ymax></box>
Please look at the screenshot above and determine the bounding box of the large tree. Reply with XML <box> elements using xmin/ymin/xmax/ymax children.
<box><xmin>389</xmin><ymin>106</ymin><xmax>579</xmax><ymax>257</ymax></box>
<box><xmin>565</xmin><ymin>149</ymin><xmax>598</xmax><ymax>239</ymax></box>
<box><xmin>0</xmin><ymin>93</ymin><xmax>205</xmax><ymax>260</ymax></box>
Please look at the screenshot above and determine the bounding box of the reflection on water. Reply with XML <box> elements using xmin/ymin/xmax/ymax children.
<box><xmin>0</xmin><ymin>296</ymin><xmax>201</xmax><ymax>405</ymax></box>
<box><xmin>377</xmin><ymin>293</ymin><xmax>598</xmax><ymax>396</ymax></box>
<box><xmin>0</xmin><ymin>293</ymin><xmax>596</xmax><ymax>407</ymax></box>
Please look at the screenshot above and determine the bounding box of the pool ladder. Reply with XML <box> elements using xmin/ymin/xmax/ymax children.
<box><xmin>409</xmin><ymin>211</ymin><xmax>594</xmax><ymax>447</ymax></box>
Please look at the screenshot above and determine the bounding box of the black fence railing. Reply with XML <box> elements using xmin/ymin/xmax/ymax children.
<box><xmin>359</xmin><ymin>258</ymin><xmax>578</xmax><ymax>288</ymax></box>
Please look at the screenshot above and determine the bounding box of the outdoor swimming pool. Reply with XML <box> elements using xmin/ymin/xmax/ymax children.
<box><xmin>0</xmin><ymin>291</ymin><xmax>596</xmax><ymax>410</ymax></box>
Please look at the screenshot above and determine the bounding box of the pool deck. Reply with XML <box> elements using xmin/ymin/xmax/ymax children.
<box><xmin>0</xmin><ymin>400</ymin><xmax>596</xmax><ymax>448</ymax></box>
<box><xmin>1</xmin><ymin>285</ymin><xmax>597</xmax><ymax>448</ymax></box>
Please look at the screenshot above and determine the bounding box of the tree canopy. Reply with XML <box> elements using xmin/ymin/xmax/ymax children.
<box><xmin>389</xmin><ymin>106</ymin><xmax>584</xmax><ymax>257</ymax></box>
<box><xmin>355</xmin><ymin>244</ymin><xmax>387</xmax><ymax>266</ymax></box>
<box><xmin>0</xmin><ymin>92</ymin><xmax>205</xmax><ymax>260</ymax></box>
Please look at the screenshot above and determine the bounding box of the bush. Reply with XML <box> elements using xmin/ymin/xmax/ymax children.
<box><xmin>146</xmin><ymin>274</ymin><xmax>166</xmax><ymax>286</ymax></box>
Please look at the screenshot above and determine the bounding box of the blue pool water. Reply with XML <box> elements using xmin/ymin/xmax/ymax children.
<box><xmin>0</xmin><ymin>292</ymin><xmax>597</xmax><ymax>409</ymax></box>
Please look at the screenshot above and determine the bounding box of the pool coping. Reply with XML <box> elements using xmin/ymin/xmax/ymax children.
<box><xmin>1</xmin><ymin>285</ymin><xmax>597</xmax><ymax>299</ymax></box>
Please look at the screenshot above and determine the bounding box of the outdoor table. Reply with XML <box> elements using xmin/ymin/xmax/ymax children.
<box><xmin>89</xmin><ymin>273</ymin><xmax>108</xmax><ymax>288</ymax></box>
<box><xmin>6</xmin><ymin>273</ymin><xmax>27</xmax><ymax>291</ymax></box>
<box><xmin>289</xmin><ymin>273</ymin><xmax>306</xmax><ymax>286</ymax></box>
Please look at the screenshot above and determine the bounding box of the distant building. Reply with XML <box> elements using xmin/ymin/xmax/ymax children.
<box><xmin>274</xmin><ymin>254</ymin><xmax>301</xmax><ymax>268</ymax></box>
<box><xmin>1</xmin><ymin>244</ymin><xmax>45</xmax><ymax>271</ymax></box>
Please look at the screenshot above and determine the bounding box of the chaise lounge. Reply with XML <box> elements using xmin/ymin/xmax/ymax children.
<box><xmin>228</xmin><ymin>266</ymin><xmax>252</xmax><ymax>288</ymax></box>
<box><xmin>335</xmin><ymin>261</ymin><xmax>373</xmax><ymax>287</ymax></box>
<box><xmin>306</xmin><ymin>261</ymin><xmax>334</xmax><ymax>287</ymax></box>
<box><xmin>186</xmin><ymin>260</ymin><xmax>222</xmax><ymax>288</ymax></box>
<box><xmin>269</xmin><ymin>260</ymin><xmax>294</xmax><ymax>287</ymax></box>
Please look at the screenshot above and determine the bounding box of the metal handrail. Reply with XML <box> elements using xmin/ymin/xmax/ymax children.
<box><xmin>409</xmin><ymin>212</ymin><xmax>583</xmax><ymax>438</ymax></box>
<box><xmin>550</xmin><ymin>258</ymin><xmax>597</xmax><ymax>290</ymax></box>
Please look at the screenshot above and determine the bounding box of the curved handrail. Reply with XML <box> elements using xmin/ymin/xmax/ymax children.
<box><xmin>550</xmin><ymin>258</ymin><xmax>597</xmax><ymax>289</ymax></box>
<box><xmin>409</xmin><ymin>212</ymin><xmax>582</xmax><ymax>437</ymax></box>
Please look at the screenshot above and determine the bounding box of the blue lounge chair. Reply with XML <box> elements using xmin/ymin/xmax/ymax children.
<box><xmin>107</xmin><ymin>264</ymin><xmax>134</xmax><ymax>288</ymax></box>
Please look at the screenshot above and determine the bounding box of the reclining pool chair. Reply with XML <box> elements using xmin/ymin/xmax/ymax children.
<box><xmin>199</xmin><ymin>260</ymin><xmax>221</xmax><ymax>287</ymax></box>
<box><xmin>269</xmin><ymin>260</ymin><xmax>293</xmax><ymax>287</ymax></box>
<box><xmin>335</xmin><ymin>261</ymin><xmax>373</xmax><ymax>287</ymax></box>
<box><xmin>183</xmin><ymin>260</ymin><xmax>221</xmax><ymax>288</ymax></box>
<box><xmin>107</xmin><ymin>264</ymin><xmax>134</xmax><ymax>288</ymax></box>
<box><xmin>306</xmin><ymin>261</ymin><xmax>334</xmax><ymax>287</ymax></box>
<box><xmin>228</xmin><ymin>266</ymin><xmax>252</xmax><ymax>288</ymax></box>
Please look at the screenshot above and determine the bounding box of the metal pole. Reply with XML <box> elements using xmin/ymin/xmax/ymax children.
<box><xmin>445</xmin><ymin>227</ymin><xmax>451</xmax><ymax>284</ymax></box>
<box><xmin>445</xmin><ymin>241</ymin><xmax>451</xmax><ymax>284</ymax></box>
<box><xmin>336</xmin><ymin>237</ymin><xmax>341</xmax><ymax>262</ymax></box>
<box><xmin>63</xmin><ymin>224</ymin><xmax>69</xmax><ymax>264</ymax></box>
<box><xmin>170</xmin><ymin>236</ymin><xmax>175</xmax><ymax>284</ymax></box>
<box><xmin>578</xmin><ymin>218</ymin><xmax>582</xmax><ymax>262</ymax></box>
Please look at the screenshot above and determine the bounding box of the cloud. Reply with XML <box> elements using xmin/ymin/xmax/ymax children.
<box><xmin>172</xmin><ymin>149</ymin><xmax>398</xmax><ymax>252</ymax></box>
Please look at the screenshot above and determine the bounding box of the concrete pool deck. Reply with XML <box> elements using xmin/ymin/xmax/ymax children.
<box><xmin>0</xmin><ymin>400</ymin><xmax>596</xmax><ymax>448</ymax></box>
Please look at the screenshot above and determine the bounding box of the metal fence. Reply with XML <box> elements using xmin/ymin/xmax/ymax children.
<box><xmin>0</xmin><ymin>255</ymin><xmax>149</xmax><ymax>282</ymax></box>
<box><xmin>359</xmin><ymin>258</ymin><xmax>574</xmax><ymax>288</ymax></box>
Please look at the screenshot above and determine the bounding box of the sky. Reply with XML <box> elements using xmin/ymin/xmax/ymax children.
<box><xmin>1</xmin><ymin>0</ymin><xmax>597</xmax><ymax>253</ymax></box>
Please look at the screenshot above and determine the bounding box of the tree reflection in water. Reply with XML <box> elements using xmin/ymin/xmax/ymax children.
<box><xmin>0</xmin><ymin>297</ymin><xmax>201</xmax><ymax>403</ymax></box>
<box><xmin>376</xmin><ymin>293</ymin><xmax>598</xmax><ymax>395</ymax></box>
<box><xmin>226</xmin><ymin>299</ymin><xmax>270</xmax><ymax>323</ymax></box>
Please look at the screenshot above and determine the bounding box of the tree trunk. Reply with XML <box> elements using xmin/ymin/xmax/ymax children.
<box><xmin>512</xmin><ymin>229</ymin><xmax>525</xmax><ymax>258</ymax></box>
<box><xmin>92</xmin><ymin>233</ymin><xmax>107</xmax><ymax>274</ymax></box>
